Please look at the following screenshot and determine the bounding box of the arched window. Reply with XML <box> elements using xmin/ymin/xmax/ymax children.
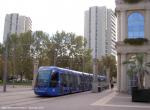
<box><xmin>128</xmin><ymin>12</ymin><xmax>144</xmax><ymax>38</ymax></box>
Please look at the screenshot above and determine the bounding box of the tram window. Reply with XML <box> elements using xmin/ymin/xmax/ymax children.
<box><xmin>66</xmin><ymin>73</ymin><xmax>70</xmax><ymax>87</ymax></box>
<box><xmin>50</xmin><ymin>71</ymin><xmax>59</xmax><ymax>87</ymax></box>
<box><xmin>51</xmin><ymin>72</ymin><xmax>58</xmax><ymax>81</ymax></box>
<box><xmin>78</xmin><ymin>75</ymin><xmax>81</xmax><ymax>85</ymax></box>
<box><xmin>69</xmin><ymin>74</ymin><xmax>73</xmax><ymax>87</ymax></box>
<box><xmin>73</xmin><ymin>74</ymin><xmax>77</xmax><ymax>88</ymax></box>
<box><xmin>61</xmin><ymin>73</ymin><xmax>67</xmax><ymax>87</ymax></box>
<box><xmin>36</xmin><ymin>70</ymin><xmax>51</xmax><ymax>86</ymax></box>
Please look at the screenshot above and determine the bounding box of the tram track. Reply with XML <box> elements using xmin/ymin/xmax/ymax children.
<box><xmin>0</xmin><ymin>93</ymin><xmax>34</xmax><ymax>103</ymax></box>
<box><xmin>2</xmin><ymin>94</ymin><xmax>68</xmax><ymax>107</ymax></box>
<box><xmin>1</xmin><ymin>91</ymin><xmax>91</xmax><ymax>107</ymax></box>
<box><xmin>5</xmin><ymin>96</ymin><xmax>59</xmax><ymax>107</ymax></box>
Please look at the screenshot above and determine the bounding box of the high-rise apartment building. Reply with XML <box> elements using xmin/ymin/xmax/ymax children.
<box><xmin>84</xmin><ymin>6</ymin><xmax>116</xmax><ymax>59</ymax></box>
<box><xmin>3</xmin><ymin>13</ymin><xmax>32</xmax><ymax>42</ymax></box>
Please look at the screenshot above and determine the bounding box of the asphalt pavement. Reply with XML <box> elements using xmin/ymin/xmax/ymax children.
<box><xmin>0</xmin><ymin>86</ymin><xmax>150</xmax><ymax>110</ymax></box>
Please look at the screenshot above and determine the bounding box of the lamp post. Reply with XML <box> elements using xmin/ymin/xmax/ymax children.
<box><xmin>3</xmin><ymin>44</ymin><xmax>8</xmax><ymax>92</ymax></box>
<box><xmin>92</xmin><ymin>29</ymin><xmax>98</xmax><ymax>92</ymax></box>
<box><xmin>12</xmin><ymin>43</ymin><xmax>16</xmax><ymax>88</ymax></box>
<box><xmin>32</xmin><ymin>59</ymin><xmax>39</xmax><ymax>89</ymax></box>
<box><xmin>92</xmin><ymin>58</ymin><xmax>98</xmax><ymax>92</ymax></box>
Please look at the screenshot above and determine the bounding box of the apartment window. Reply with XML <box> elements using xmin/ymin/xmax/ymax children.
<box><xmin>128</xmin><ymin>12</ymin><xmax>144</xmax><ymax>38</ymax></box>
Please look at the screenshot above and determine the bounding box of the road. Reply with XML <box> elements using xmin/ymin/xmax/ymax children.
<box><xmin>0</xmin><ymin>87</ymin><xmax>150</xmax><ymax>110</ymax></box>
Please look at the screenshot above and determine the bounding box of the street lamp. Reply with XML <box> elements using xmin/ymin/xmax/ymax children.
<box><xmin>32</xmin><ymin>59</ymin><xmax>39</xmax><ymax>89</ymax></box>
<box><xmin>3</xmin><ymin>44</ymin><xmax>8</xmax><ymax>92</ymax></box>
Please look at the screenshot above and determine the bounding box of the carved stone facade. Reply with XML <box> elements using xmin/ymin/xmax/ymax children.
<box><xmin>115</xmin><ymin>0</ymin><xmax>150</xmax><ymax>92</ymax></box>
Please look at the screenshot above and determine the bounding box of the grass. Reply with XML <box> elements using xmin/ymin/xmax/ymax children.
<box><xmin>0</xmin><ymin>80</ymin><xmax>32</xmax><ymax>86</ymax></box>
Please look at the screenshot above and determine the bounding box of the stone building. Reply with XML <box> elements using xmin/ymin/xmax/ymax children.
<box><xmin>115</xmin><ymin>0</ymin><xmax>150</xmax><ymax>92</ymax></box>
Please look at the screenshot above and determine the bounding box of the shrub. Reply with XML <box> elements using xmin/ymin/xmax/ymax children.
<box><xmin>124</xmin><ymin>0</ymin><xmax>142</xmax><ymax>4</ymax></box>
<box><xmin>124</xmin><ymin>38</ymin><xmax>148</xmax><ymax>45</ymax></box>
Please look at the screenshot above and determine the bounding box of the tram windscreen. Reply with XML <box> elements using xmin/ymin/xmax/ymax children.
<box><xmin>36</xmin><ymin>70</ymin><xmax>50</xmax><ymax>86</ymax></box>
<box><xmin>49</xmin><ymin>71</ymin><xmax>59</xmax><ymax>87</ymax></box>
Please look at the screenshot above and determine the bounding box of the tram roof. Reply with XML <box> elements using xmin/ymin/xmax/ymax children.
<box><xmin>39</xmin><ymin>66</ymin><xmax>92</xmax><ymax>75</ymax></box>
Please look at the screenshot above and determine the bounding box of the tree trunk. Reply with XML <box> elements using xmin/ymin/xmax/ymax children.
<box><xmin>137</xmin><ymin>74</ymin><xmax>144</xmax><ymax>89</ymax></box>
<box><xmin>106</xmin><ymin>68</ymin><xmax>110</xmax><ymax>88</ymax></box>
<box><xmin>140</xmin><ymin>74</ymin><xmax>144</xmax><ymax>89</ymax></box>
<box><xmin>20</xmin><ymin>72</ymin><xmax>23</xmax><ymax>82</ymax></box>
<box><xmin>137</xmin><ymin>76</ymin><xmax>141</xmax><ymax>89</ymax></box>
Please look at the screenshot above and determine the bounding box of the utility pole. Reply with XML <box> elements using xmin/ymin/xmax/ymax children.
<box><xmin>12</xmin><ymin>43</ymin><xmax>16</xmax><ymax>88</ymax></box>
<box><xmin>3</xmin><ymin>45</ymin><xmax>8</xmax><ymax>92</ymax></box>
<box><xmin>92</xmin><ymin>18</ymin><xmax>98</xmax><ymax>92</ymax></box>
<box><xmin>92</xmin><ymin>58</ymin><xmax>98</xmax><ymax>92</ymax></box>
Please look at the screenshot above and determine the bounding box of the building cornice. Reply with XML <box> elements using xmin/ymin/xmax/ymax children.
<box><xmin>116</xmin><ymin>41</ymin><xmax>150</xmax><ymax>54</ymax></box>
<box><xmin>116</xmin><ymin>0</ymin><xmax>150</xmax><ymax>12</ymax></box>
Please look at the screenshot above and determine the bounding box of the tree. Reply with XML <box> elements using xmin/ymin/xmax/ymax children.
<box><xmin>50</xmin><ymin>31</ymin><xmax>70</xmax><ymax>66</ymax></box>
<box><xmin>5</xmin><ymin>34</ymin><xmax>19</xmax><ymax>80</ymax></box>
<box><xmin>31</xmin><ymin>31</ymin><xmax>50</xmax><ymax>62</ymax></box>
<box><xmin>2</xmin><ymin>30</ymin><xmax>93</xmax><ymax>81</ymax></box>
<box><xmin>82</xmin><ymin>49</ymin><xmax>93</xmax><ymax>73</ymax></box>
<box><xmin>17</xmin><ymin>31</ymin><xmax>33</xmax><ymax>80</ymax></box>
<box><xmin>0</xmin><ymin>43</ymin><xmax>3</xmax><ymax>80</ymax></box>
<box><xmin>0</xmin><ymin>43</ymin><xmax>3</xmax><ymax>54</ymax></box>
<box><xmin>49</xmin><ymin>31</ymin><xmax>92</xmax><ymax>72</ymax></box>
<box><xmin>123</xmin><ymin>53</ymin><xmax>150</xmax><ymax>89</ymax></box>
<box><xmin>4</xmin><ymin>31</ymin><xmax>34</xmax><ymax>81</ymax></box>
<box><xmin>100</xmin><ymin>55</ymin><xmax>117</xmax><ymax>83</ymax></box>
<box><xmin>97</xmin><ymin>60</ymin><xmax>105</xmax><ymax>74</ymax></box>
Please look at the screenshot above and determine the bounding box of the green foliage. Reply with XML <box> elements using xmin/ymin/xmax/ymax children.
<box><xmin>50</xmin><ymin>31</ymin><xmax>92</xmax><ymax>72</ymax></box>
<box><xmin>5</xmin><ymin>32</ymin><xmax>33</xmax><ymax>80</ymax></box>
<box><xmin>123</xmin><ymin>53</ymin><xmax>150</xmax><ymax>89</ymax></box>
<box><xmin>2</xmin><ymin>31</ymin><xmax>93</xmax><ymax>81</ymax></box>
<box><xmin>124</xmin><ymin>0</ymin><xmax>142</xmax><ymax>4</ymax></box>
<box><xmin>0</xmin><ymin>43</ymin><xmax>3</xmax><ymax>80</ymax></box>
<box><xmin>98</xmin><ymin>55</ymin><xmax>117</xmax><ymax>78</ymax></box>
<box><xmin>0</xmin><ymin>43</ymin><xmax>3</xmax><ymax>54</ymax></box>
<box><xmin>124</xmin><ymin>38</ymin><xmax>148</xmax><ymax>45</ymax></box>
<box><xmin>8</xmin><ymin>81</ymin><xmax>32</xmax><ymax>86</ymax></box>
<box><xmin>101</xmin><ymin>55</ymin><xmax>116</xmax><ymax>69</ymax></box>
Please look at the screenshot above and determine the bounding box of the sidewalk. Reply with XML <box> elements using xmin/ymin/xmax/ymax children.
<box><xmin>92</xmin><ymin>88</ymin><xmax>150</xmax><ymax>109</ymax></box>
<box><xmin>0</xmin><ymin>85</ymin><xmax>32</xmax><ymax>93</ymax></box>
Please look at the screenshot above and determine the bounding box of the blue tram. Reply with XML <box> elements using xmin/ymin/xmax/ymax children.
<box><xmin>34</xmin><ymin>66</ymin><xmax>106</xmax><ymax>96</ymax></box>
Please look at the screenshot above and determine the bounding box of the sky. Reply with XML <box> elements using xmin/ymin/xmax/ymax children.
<box><xmin>0</xmin><ymin>0</ymin><xmax>115</xmax><ymax>43</ymax></box>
